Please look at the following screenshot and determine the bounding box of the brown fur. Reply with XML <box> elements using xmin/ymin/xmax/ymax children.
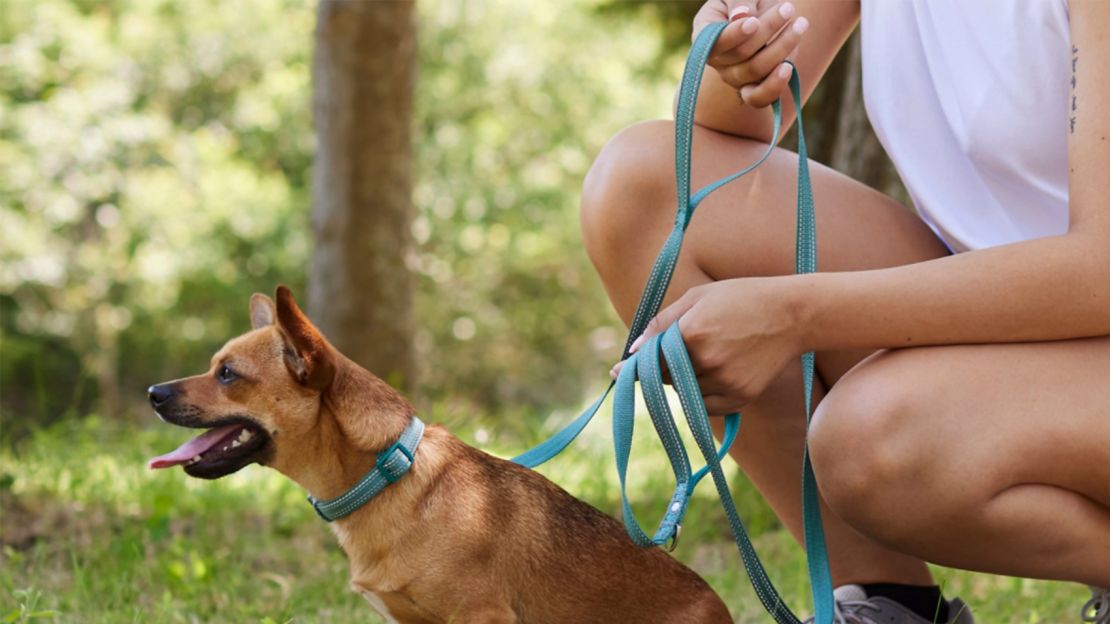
<box><xmin>152</xmin><ymin>286</ymin><xmax>731</xmax><ymax>623</ymax></box>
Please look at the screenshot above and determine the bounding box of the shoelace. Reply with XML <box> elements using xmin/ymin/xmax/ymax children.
<box><xmin>1083</xmin><ymin>586</ymin><xmax>1110</xmax><ymax>624</ymax></box>
<box><xmin>804</xmin><ymin>599</ymin><xmax>880</xmax><ymax>624</ymax></box>
<box><xmin>833</xmin><ymin>598</ymin><xmax>882</xmax><ymax>624</ymax></box>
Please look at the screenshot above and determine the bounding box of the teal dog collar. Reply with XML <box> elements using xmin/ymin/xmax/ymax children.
<box><xmin>307</xmin><ymin>416</ymin><xmax>425</xmax><ymax>522</ymax></box>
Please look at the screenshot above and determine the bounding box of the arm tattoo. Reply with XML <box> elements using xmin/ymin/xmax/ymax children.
<box><xmin>1071</xmin><ymin>45</ymin><xmax>1078</xmax><ymax>134</ymax></box>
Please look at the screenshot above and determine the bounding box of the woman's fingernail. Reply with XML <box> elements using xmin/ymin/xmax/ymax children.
<box><xmin>779</xmin><ymin>2</ymin><xmax>795</xmax><ymax>19</ymax></box>
<box><xmin>728</xmin><ymin>5</ymin><xmax>750</xmax><ymax>21</ymax></box>
<box><xmin>778</xmin><ymin>63</ymin><xmax>792</xmax><ymax>79</ymax></box>
<box><xmin>609</xmin><ymin>365</ymin><xmax>619</xmax><ymax>380</ymax></box>
<box><xmin>741</xmin><ymin>17</ymin><xmax>759</xmax><ymax>34</ymax></box>
<box><xmin>629</xmin><ymin>335</ymin><xmax>645</xmax><ymax>353</ymax></box>
<box><xmin>793</xmin><ymin>16</ymin><xmax>809</xmax><ymax>34</ymax></box>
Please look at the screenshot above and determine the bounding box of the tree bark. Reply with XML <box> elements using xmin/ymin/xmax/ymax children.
<box><xmin>309</xmin><ymin>0</ymin><xmax>416</xmax><ymax>391</ymax></box>
<box><xmin>779</xmin><ymin>32</ymin><xmax>908</xmax><ymax>205</ymax></box>
<box><xmin>822</xmin><ymin>33</ymin><xmax>910</xmax><ymax>205</ymax></box>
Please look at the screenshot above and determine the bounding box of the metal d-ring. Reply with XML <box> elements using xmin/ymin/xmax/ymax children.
<box><xmin>666</xmin><ymin>523</ymin><xmax>682</xmax><ymax>552</ymax></box>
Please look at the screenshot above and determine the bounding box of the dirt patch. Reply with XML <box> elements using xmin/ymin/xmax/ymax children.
<box><xmin>0</xmin><ymin>490</ymin><xmax>106</xmax><ymax>551</ymax></box>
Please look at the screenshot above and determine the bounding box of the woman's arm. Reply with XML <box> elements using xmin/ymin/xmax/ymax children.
<box><xmin>795</xmin><ymin>0</ymin><xmax>1110</xmax><ymax>352</ymax></box>
<box><xmin>690</xmin><ymin>0</ymin><xmax>860</xmax><ymax>142</ymax></box>
<box><xmin>630</xmin><ymin>0</ymin><xmax>1110</xmax><ymax>412</ymax></box>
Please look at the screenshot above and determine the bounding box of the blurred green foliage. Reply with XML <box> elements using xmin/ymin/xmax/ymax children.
<box><xmin>0</xmin><ymin>0</ymin><xmax>685</xmax><ymax>428</ymax></box>
<box><xmin>1</xmin><ymin>0</ymin><xmax>315</xmax><ymax>424</ymax></box>
<box><xmin>412</xmin><ymin>1</ymin><xmax>681</xmax><ymax>415</ymax></box>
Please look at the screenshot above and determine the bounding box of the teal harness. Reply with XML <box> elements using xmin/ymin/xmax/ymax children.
<box><xmin>512</xmin><ymin>22</ymin><xmax>834</xmax><ymax>624</ymax></box>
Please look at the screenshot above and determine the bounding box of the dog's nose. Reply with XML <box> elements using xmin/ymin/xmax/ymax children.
<box><xmin>148</xmin><ymin>384</ymin><xmax>174</xmax><ymax>408</ymax></box>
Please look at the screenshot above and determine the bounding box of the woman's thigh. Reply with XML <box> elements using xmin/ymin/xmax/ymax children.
<box><xmin>812</xmin><ymin>336</ymin><xmax>1110</xmax><ymax>580</ymax></box>
<box><xmin>582</xmin><ymin>119</ymin><xmax>950</xmax><ymax>383</ymax></box>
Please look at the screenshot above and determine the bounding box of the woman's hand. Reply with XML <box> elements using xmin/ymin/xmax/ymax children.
<box><xmin>693</xmin><ymin>0</ymin><xmax>810</xmax><ymax>108</ymax></box>
<box><xmin>612</xmin><ymin>277</ymin><xmax>806</xmax><ymax>416</ymax></box>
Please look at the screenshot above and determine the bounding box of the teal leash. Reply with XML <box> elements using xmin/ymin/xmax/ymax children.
<box><xmin>513</xmin><ymin>21</ymin><xmax>833</xmax><ymax>624</ymax></box>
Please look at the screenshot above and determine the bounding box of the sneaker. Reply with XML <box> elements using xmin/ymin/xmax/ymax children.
<box><xmin>805</xmin><ymin>584</ymin><xmax>975</xmax><ymax>624</ymax></box>
<box><xmin>1083</xmin><ymin>586</ymin><xmax>1110</xmax><ymax>623</ymax></box>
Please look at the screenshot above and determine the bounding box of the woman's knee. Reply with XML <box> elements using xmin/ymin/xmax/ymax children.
<box><xmin>809</xmin><ymin>350</ymin><xmax>935</xmax><ymax>540</ymax></box>
<box><xmin>580</xmin><ymin>120</ymin><xmax>676</xmax><ymax>268</ymax></box>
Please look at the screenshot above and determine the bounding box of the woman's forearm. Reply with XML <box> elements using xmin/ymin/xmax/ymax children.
<box><xmin>689</xmin><ymin>75</ymin><xmax>787</xmax><ymax>143</ymax></box>
<box><xmin>797</xmin><ymin>0</ymin><xmax>1110</xmax><ymax>352</ymax></box>
<box><xmin>687</xmin><ymin>1</ymin><xmax>858</xmax><ymax>141</ymax></box>
<box><xmin>796</xmin><ymin>233</ymin><xmax>1110</xmax><ymax>351</ymax></box>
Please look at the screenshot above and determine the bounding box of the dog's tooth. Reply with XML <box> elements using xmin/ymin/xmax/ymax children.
<box><xmin>238</xmin><ymin>429</ymin><xmax>251</xmax><ymax>442</ymax></box>
<box><xmin>231</xmin><ymin>439</ymin><xmax>241</xmax><ymax>448</ymax></box>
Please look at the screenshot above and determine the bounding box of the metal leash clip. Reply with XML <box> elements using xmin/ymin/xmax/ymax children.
<box><xmin>666</xmin><ymin>523</ymin><xmax>682</xmax><ymax>553</ymax></box>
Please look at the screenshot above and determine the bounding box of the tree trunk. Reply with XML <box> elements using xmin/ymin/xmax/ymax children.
<box><xmin>827</xmin><ymin>33</ymin><xmax>909</xmax><ymax>205</ymax></box>
<box><xmin>309</xmin><ymin>0</ymin><xmax>416</xmax><ymax>391</ymax></box>
<box><xmin>780</xmin><ymin>32</ymin><xmax>908</xmax><ymax>205</ymax></box>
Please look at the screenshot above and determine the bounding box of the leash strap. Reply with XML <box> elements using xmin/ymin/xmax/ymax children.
<box><xmin>513</xmin><ymin>21</ymin><xmax>833</xmax><ymax>624</ymax></box>
<box><xmin>511</xmin><ymin>382</ymin><xmax>612</xmax><ymax>468</ymax></box>
<box><xmin>613</xmin><ymin>337</ymin><xmax>741</xmax><ymax>548</ymax></box>
<box><xmin>509</xmin><ymin>16</ymin><xmax>772</xmax><ymax>472</ymax></box>
<box><xmin>308</xmin><ymin>416</ymin><xmax>425</xmax><ymax>522</ymax></box>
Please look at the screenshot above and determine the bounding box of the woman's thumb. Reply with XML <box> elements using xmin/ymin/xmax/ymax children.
<box><xmin>628</xmin><ymin>289</ymin><xmax>702</xmax><ymax>354</ymax></box>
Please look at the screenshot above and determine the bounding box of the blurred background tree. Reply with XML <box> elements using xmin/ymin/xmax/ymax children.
<box><xmin>309</xmin><ymin>0</ymin><xmax>416</xmax><ymax>391</ymax></box>
<box><xmin>0</xmin><ymin>0</ymin><xmax>901</xmax><ymax>435</ymax></box>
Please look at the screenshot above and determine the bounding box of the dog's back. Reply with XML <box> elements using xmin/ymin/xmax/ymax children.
<box><xmin>343</xmin><ymin>427</ymin><xmax>731</xmax><ymax>624</ymax></box>
<box><xmin>485</xmin><ymin>445</ymin><xmax>732</xmax><ymax>623</ymax></box>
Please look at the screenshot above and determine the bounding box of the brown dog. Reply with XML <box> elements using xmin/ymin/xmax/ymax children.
<box><xmin>147</xmin><ymin>286</ymin><xmax>731</xmax><ymax>623</ymax></box>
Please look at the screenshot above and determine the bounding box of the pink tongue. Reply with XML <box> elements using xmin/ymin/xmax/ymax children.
<box><xmin>148</xmin><ymin>423</ymin><xmax>244</xmax><ymax>470</ymax></box>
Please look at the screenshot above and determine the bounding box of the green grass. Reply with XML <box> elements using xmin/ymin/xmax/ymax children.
<box><xmin>0</xmin><ymin>413</ymin><xmax>1087</xmax><ymax>623</ymax></box>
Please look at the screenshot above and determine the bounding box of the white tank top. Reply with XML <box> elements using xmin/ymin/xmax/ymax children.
<box><xmin>859</xmin><ymin>0</ymin><xmax>1072</xmax><ymax>252</ymax></box>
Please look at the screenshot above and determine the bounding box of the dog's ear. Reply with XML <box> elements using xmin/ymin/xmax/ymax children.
<box><xmin>249</xmin><ymin>293</ymin><xmax>276</xmax><ymax>330</ymax></box>
<box><xmin>274</xmin><ymin>285</ymin><xmax>336</xmax><ymax>390</ymax></box>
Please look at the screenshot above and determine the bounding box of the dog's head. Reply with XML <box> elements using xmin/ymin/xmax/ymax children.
<box><xmin>147</xmin><ymin>285</ymin><xmax>349</xmax><ymax>479</ymax></box>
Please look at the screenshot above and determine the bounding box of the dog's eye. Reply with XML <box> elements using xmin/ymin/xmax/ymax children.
<box><xmin>216</xmin><ymin>365</ymin><xmax>238</xmax><ymax>384</ymax></box>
